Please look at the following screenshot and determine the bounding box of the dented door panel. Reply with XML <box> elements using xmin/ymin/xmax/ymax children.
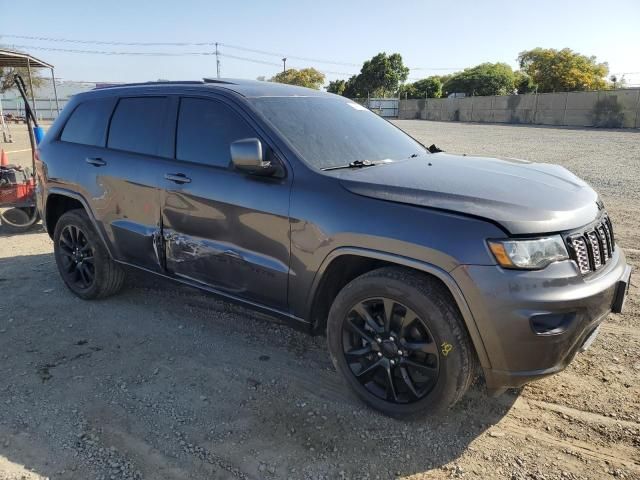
<box><xmin>160</xmin><ymin>164</ymin><xmax>291</xmax><ymax>309</ymax></box>
<box><xmin>74</xmin><ymin>147</ymin><xmax>164</xmax><ymax>272</ymax></box>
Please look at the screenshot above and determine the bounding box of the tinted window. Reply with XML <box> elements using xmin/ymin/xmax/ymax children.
<box><xmin>176</xmin><ymin>98</ymin><xmax>256</xmax><ymax>168</ymax></box>
<box><xmin>60</xmin><ymin>98</ymin><xmax>114</xmax><ymax>146</ymax></box>
<box><xmin>250</xmin><ymin>97</ymin><xmax>425</xmax><ymax>169</ymax></box>
<box><xmin>108</xmin><ymin>97</ymin><xmax>168</xmax><ymax>155</ymax></box>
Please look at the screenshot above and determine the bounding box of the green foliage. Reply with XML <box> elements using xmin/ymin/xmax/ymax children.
<box><xmin>269</xmin><ymin>68</ymin><xmax>325</xmax><ymax>89</ymax></box>
<box><xmin>443</xmin><ymin>63</ymin><xmax>516</xmax><ymax>97</ymax></box>
<box><xmin>0</xmin><ymin>67</ymin><xmax>46</xmax><ymax>93</ymax></box>
<box><xmin>357</xmin><ymin>52</ymin><xmax>409</xmax><ymax>97</ymax></box>
<box><xmin>330</xmin><ymin>53</ymin><xmax>409</xmax><ymax>98</ymax></box>
<box><xmin>517</xmin><ymin>48</ymin><xmax>608</xmax><ymax>93</ymax></box>
<box><xmin>327</xmin><ymin>79</ymin><xmax>347</xmax><ymax>95</ymax></box>
<box><xmin>400</xmin><ymin>77</ymin><xmax>443</xmax><ymax>99</ymax></box>
<box><xmin>342</xmin><ymin>75</ymin><xmax>365</xmax><ymax>98</ymax></box>
<box><xmin>272</xmin><ymin>47</ymin><xmax>613</xmax><ymax>100</ymax></box>
<box><xmin>514</xmin><ymin>71</ymin><xmax>536</xmax><ymax>94</ymax></box>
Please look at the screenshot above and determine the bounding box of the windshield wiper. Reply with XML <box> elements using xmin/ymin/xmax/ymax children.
<box><xmin>322</xmin><ymin>160</ymin><xmax>385</xmax><ymax>171</ymax></box>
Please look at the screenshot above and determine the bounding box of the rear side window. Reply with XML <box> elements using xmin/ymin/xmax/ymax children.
<box><xmin>176</xmin><ymin>98</ymin><xmax>256</xmax><ymax>168</ymax></box>
<box><xmin>60</xmin><ymin>98</ymin><xmax>114</xmax><ymax>146</ymax></box>
<box><xmin>107</xmin><ymin>97</ymin><xmax>168</xmax><ymax>156</ymax></box>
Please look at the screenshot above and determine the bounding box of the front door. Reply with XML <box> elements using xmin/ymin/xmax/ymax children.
<box><xmin>160</xmin><ymin>96</ymin><xmax>291</xmax><ymax>309</ymax></box>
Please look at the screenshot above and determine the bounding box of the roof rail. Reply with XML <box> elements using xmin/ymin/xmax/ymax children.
<box><xmin>94</xmin><ymin>80</ymin><xmax>205</xmax><ymax>90</ymax></box>
<box><xmin>202</xmin><ymin>78</ymin><xmax>237</xmax><ymax>84</ymax></box>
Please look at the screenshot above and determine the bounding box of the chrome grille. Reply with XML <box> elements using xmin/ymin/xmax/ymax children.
<box><xmin>568</xmin><ymin>236</ymin><xmax>591</xmax><ymax>274</ymax></box>
<box><xmin>567</xmin><ymin>214</ymin><xmax>616</xmax><ymax>275</ymax></box>
<box><xmin>596</xmin><ymin>225</ymin><xmax>610</xmax><ymax>260</ymax></box>
<box><xmin>587</xmin><ymin>231</ymin><xmax>602</xmax><ymax>268</ymax></box>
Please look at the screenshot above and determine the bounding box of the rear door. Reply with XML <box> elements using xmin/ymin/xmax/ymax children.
<box><xmin>74</xmin><ymin>95</ymin><xmax>171</xmax><ymax>271</ymax></box>
<box><xmin>160</xmin><ymin>95</ymin><xmax>291</xmax><ymax>309</ymax></box>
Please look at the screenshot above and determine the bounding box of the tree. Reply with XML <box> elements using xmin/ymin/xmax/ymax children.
<box><xmin>608</xmin><ymin>75</ymin><xmax>627</xmax><ymax>89</ymax></box>
<box><xmin>514</xmin><ymin>70</ymin><xmax>536</xmax><ymax>94</ymax></box>
<box><xmin>269</xmin><ymin>68</ymin><xmax>325</xmax><ymax>89</ymax></box>
<box><xmin>0</xmin><ymin>67</ymin><xmax>46</xmax><ymax>93</ymax></box>
<box><xmin>443</xmin><ymin>63</ymin><xmax>516</xmax><ymax>96</ymax></box>
<box><xmin>342</xmin><ymin>75</ymin><xmax>364</xmax><ymax>98</ymax></box>
<box><xmin>400</xmin><ymin>76</ymin><xmax>442</xmax><ymax>99</ymax></box>
<box><xmin>356</xmin><ymin>52</ymin><xmax>409</xmax><ymax>97</ymax></box>
<box><xmin>327</xmin><ymin>53</ymin><xmax>409</xmax><ymax>98</ymax></box>
<box><xmin>517</xmin><ymin>48</ymin><xmax>608</xmax><ymax>93</ymax></box>
<box><xmin>326</xmin><ymin>79</ymin><xmax>347</xmax><ymax>95</ymax></box>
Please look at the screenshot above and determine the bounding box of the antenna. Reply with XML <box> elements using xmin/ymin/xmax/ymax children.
<box><xmin>215</xmin><ymin>42</ymin><xmax>221</xmax><ymax>79</ymax></box>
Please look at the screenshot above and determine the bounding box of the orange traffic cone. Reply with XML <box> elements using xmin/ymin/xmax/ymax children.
<box><xmin>0</xmin><ymin>149</ymin><xmax>8</xmax><ymax>167</ymax></box>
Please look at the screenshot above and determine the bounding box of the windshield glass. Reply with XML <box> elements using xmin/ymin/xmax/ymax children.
<box><xmin>250</xmin><ymin>96</ymin><xmax>425</xmax><ymax>170</ymax></box>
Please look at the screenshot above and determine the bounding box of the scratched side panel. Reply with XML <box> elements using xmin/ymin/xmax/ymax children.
<box><xmin>75</xmin><ymin>148</ymin><xmax>163</xmax><ymax>271</ymax></box>
<box><xmin>159</xmin><ymin>160</ymin><xmax>291</xmax><ymax>310</ymax></box>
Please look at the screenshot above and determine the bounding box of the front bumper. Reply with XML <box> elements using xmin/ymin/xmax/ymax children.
<box><xmin>451</xmin><ymin>247</ymin><xmax>631</xmax><ymax>393</ymax></box>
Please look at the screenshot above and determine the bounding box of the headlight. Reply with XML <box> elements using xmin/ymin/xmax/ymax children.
<box><xmin>488</xmin><ymin>236</ymin><xmax>569</xmax><ymax>270</ymax></box>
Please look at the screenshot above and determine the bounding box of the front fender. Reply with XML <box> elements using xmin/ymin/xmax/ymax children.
<box><xmin>307</xmin><ymin>247</ymin><xmax>492</xmax><ymax>370</ymax></box>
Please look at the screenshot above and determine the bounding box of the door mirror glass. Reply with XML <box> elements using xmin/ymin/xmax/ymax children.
<box><xmin>230</xmin><ymin>138</ymin><xmax>275</xmax><ymax>176</ymax></box>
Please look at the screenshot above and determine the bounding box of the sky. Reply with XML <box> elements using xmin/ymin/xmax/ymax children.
<box><xmin>1</xmin><ymin>0</ymin><xmax>639</xmax><ymax>87</ymax></box>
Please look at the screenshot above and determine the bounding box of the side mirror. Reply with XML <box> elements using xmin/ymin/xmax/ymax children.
<box><xmin>230</xmin><ymin>138</ymin><xmax>275</xmax><ymax>176</ymax></box>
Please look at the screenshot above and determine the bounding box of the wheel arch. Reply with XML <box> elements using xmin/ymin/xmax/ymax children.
<box><xmin>307</xmin><ymin>247</ymin><xmax>492</xmax><ymax>370</ymax></box>
<box><xmin>45</xmin><ymin>188</ymin><xmax>114</xmax><ymax>258</ymax></box>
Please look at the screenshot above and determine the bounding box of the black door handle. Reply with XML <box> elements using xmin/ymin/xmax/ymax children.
<box><xmin>85</xmin><ymin>157</ymin><xmax>106</xmax><ymax>167</ymax></box>
<box><xmin>164</xmin><ymin>173</ymin><xmax>192</xmax><ymax>184</ymax></box>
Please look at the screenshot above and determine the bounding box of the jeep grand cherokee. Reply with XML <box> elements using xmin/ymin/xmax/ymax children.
<box><xmin>36</xmin><ymin>79</ymin><xmax>631</xmax><ymax>418</ymax></box>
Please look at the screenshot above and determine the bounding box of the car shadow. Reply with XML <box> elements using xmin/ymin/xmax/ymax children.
<box><xmin>0</xmin><ymin>222</ymin><xmax>44</xmax><ymax>238</ymax></box>
<box><xmin>0</xmin><ymin>251</ymin><xmax>517</xmax><ymax>479</ymax></box>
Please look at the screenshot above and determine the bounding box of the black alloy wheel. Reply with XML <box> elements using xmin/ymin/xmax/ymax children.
<box><xmin>327</xmin><ymin>267</ymin><xmax>477</xmax><ymax>418</ymax></box>
<box><xmin>53</xmin><ymin>209</ymin><xmax>125</xmax><ymax>299</ymax></box>
<box><xmin>342</xmin><ymin>297</ymin><xmax>440</xmax><ymax>404</ymax></box>
<box><xmin>57</xmin><ymin>224</ymin><xmax>96</xmax><ymax>290</ymax></box>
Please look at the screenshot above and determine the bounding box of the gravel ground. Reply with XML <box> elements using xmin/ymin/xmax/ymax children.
<box><xmin>0</xmin><ymin>120</ymin><xmax>638</xmax><ymax>480</ymax></box>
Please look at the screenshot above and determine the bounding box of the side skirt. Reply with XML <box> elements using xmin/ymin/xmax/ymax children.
<box><xmin>114</xmin><ymin>259</ymin><xmax>312</xmax><ymax>334</ymax></box>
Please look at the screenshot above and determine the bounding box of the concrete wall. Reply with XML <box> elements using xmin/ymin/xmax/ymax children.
<box><xmin>398</xmin><ymin>88</ymin><xmax>640</xmax><ymax>128</ymax></box>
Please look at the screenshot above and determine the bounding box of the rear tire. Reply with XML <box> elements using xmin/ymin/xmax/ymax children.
<box><xmin>53</xmin><ymin>209</ymin><xmax>125</xmax><ymax>299</ymax></box>
<box><xmin>327</xmin><ymin>267</ymin><xmax>476</xmax><ymax>419</ymax></box>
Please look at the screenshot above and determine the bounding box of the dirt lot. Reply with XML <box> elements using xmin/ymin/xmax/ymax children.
<box><xmin>0</xmin><ymin>121</ymin><xmax>638</xmax><ymax>480</ymax></box>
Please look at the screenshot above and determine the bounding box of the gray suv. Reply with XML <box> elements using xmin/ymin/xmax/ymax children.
<box><xmin>36</xmin><ymin>79</ymin><xmax>631</xmax><ymax>418</ymax></box>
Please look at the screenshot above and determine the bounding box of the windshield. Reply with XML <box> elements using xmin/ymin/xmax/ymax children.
<box><xmin>249</xmin><ymin>96</ymin><xmax>425</xmax><ymax>170</ymax></box>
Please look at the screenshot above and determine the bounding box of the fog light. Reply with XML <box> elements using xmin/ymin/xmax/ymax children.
<box><xmin>530</xmin><ymin>312</ymin><xmax>575</xmax><ymax>335</ymax></box>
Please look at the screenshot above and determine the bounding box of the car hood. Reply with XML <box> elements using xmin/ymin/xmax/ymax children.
<box><xmin>332</xmin><ymin>153</ymin><xmax>600</xmax><ymax>234</ymax></box>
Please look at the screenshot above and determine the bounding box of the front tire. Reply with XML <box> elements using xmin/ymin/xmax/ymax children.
<box><xmin>53</xmin><ymin>209</ymin><xmax>125</xmax><ymax>299</ymax></box>
<box><xmin>327</xmin><ymin>267</ymin><xmax>476</xmax><ymax>419</ymax></box>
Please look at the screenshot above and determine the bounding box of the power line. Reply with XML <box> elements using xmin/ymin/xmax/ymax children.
<box><xmin>218</xmin><ymin>42</ymin><xmax>360</xmax><ymax>67</ymax></box>
<box><xmin>11</xmin><ymin>33</ymin><xmax>636</xmax><ymax>77</ymax></box>
<box><xmin>1</xmin><ymin>43</ymin><xmax>361</xmax><ymax>78</ymax></box>
<box><xmin>1</xmin><ymin>34</ymin><xmax>361</xmax><ymax>67</ymax></box>
<box><xmin>0</xmin><ymin>34</ymin><xmax>465</xmax><ymax>71</ymax></box>
<box><xmin>3</xmin><ymin>43</ymin><xmax>214</xmax><ymax>56</ymax></box>
<box><xmin>0</xmin><ymin>34</ymin><xmax>216</xmax><ymax>46</ymax></box>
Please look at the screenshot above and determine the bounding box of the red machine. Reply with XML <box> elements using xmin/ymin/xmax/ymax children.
<box><xmin>0</xmin><ymin>74</ymin><xmax>40</xmax><ymax>232</ymax></box>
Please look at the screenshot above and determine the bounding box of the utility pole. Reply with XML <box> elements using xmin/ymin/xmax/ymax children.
<box><xmin>215</xmin><ymin>42</ymin><xmax>221</xmax><ymax>79</ymax></box>
<box><xmin>282</xmin><ymin>57</ymin><xmax>287</xmax><ymax>73</ymax></box>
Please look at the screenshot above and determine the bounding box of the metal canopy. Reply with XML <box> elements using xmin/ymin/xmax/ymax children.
<box><xmin>0</xmin><ymin>49</ymin><xmax>53</xmax><ymax>69</ymax></box>
<box><xmin>0</xmin><ymin>49</ymin><xmax>59</xmax><ymax>118</ymax></box>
